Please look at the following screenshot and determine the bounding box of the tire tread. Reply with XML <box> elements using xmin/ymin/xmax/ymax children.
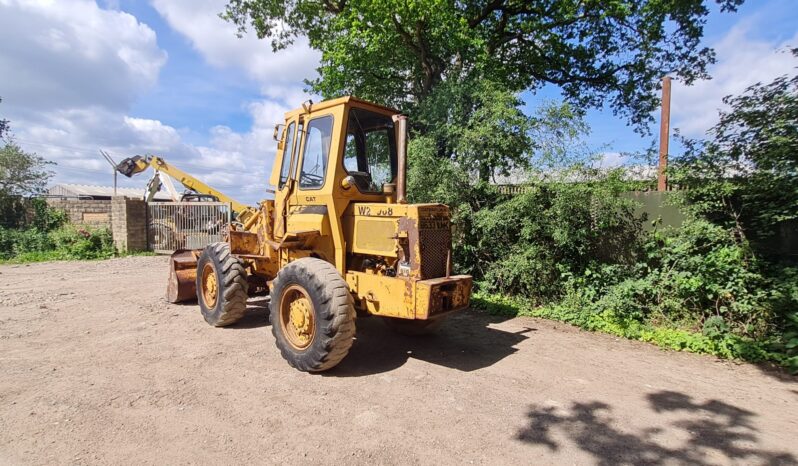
<box><xmin>270</xmin><ymin>258</ymin><xmax>356</xmax><ymax>372</ymax></box>
<box><xmin>197</xmin><ymin>242</ymin><xmax>248</xmax><ymax>327</ymax></box>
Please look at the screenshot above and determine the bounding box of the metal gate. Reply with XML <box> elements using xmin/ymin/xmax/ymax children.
<box><xmin>147</xmin><ymin>202</ymin><xmax>232</xmax><ymax>253</ymax></box>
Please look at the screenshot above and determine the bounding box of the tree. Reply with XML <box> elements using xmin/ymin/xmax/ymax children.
<box><xmin>0</xmin><ymin>97</ymin><xmax>9</xmax><ymax>142</ymax></box>
<box><xmin>0</xmin><ymin>142</ymin><xmax>53</xmax><ymax>227</ymax></box>
<box><xmin>673</xmin><ymin>51</ymin><xmax>798</xmax><ymax>250</ymax></box>
<box><xmin>411</xmin><ymin>78</ymin><xmax>591</xmax><ymax>180</ymax></box>
<box><xmin>414</xmin><ymin>78</ymin><xmax>534</xmax><ymax>179</ymax></box>
<box><xmin>0</xmin><ymin>143</ymin><xmax>52</xmax><ymax>198</ymax></box>
<box><xmin>224</xmin><ymin>0</ymin><xmax>743</xmax><ymax>133</ymax></box>
<box><xmin>0</xmin><ymin>100</ymin><xmax>52</xmax><ymax>199</ymax></box>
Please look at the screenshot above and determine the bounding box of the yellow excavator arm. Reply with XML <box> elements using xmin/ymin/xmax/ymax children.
<box><xmin>116</xmin><ymin>154</ymin><xmax>258</xmax><ymax>225</ymax></box>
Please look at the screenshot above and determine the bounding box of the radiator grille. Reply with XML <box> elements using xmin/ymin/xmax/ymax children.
<box><xmin>418</xmin><ymin>227</ymin><xmax>451</xmax><ymax>279</ymax></box>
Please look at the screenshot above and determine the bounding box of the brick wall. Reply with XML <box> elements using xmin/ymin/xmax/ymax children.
<box><xmin>46</xmin><ymin>199</ymin><xmax>112</xmax><ymax>228</ymax></box>
<box><xmin>111</xmin><ymin>197</ymin><xmax>148</xmax><ymax>253</ymax></box>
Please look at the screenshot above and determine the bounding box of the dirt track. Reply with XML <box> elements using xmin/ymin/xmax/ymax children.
<box><xmin>0</xmin><ymin>256</ymin><xmax>796</xmax><ymax>465</ymax></box>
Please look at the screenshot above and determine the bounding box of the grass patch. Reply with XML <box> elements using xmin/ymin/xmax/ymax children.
<box><xmin>0</xmin><ymin>249</ymin><xmax>154</xmax><ymax>264</ymax></box>
<box><xmin>472</xmin><ymin>291</ymin><xmax>795</xmax><ymax>373</ymax></box>
<box><xmin>0</xmin><ymin>224</ymin><xmax>132</xmax><ymax>264</ymax></box>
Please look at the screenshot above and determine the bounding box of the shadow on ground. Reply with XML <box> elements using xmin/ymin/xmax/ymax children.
<box><xmin>197</xmin><ymin>299</ymin><xmax>530</xmax><ymax>376</ymax></box>
<box><xmin>754</xmin><ymin>363</ymin><xmax>798</xmax><ymax>384</ymax></box>
<box><xmin>516</xmin><ymin>390</ymin><xmax>796</xmax><ymax>465</ymax></box>
<box><xmin>328</xmin><ymin>311</ymin><xmax>533</xmax><ymax>376</ymax></box>
<box><xmin>226</xmin><ymin>297</ymin><xmax>271</xmax><ymax>329</ymax></box>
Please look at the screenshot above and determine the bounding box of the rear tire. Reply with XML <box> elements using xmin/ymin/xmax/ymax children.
<box><xmin>270</xmin><ymin>258</ymin><xmax>356</xmax><ymax>372</ymax></box>
<box><xmin>196</xmin><ymin>242</ymin><xmax>248</xmax><ymax>327</ymax></box>
<box><xmin>383</xmin><ymin>317</ymin><xmax>446</xmax><ymax>336</ymax></box>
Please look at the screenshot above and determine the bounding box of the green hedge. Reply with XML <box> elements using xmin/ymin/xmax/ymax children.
<box><xmin>0</xmin><ymin>224</ymin><xmax>116</xmax><ymax>262</ymax></box>
<box><xmin>0</xmin><ymin>200</ymin><xmax>116</xmax><ymax>262</ymax></box>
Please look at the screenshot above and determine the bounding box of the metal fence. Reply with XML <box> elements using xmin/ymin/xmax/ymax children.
<box><xmin>147</xmin><ymin>202</ymin><xmax>231</xmax><ymax>253</ymax></box>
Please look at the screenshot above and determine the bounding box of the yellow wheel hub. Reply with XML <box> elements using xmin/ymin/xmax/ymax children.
<box><xmin>201</xmin><ymin>263</ymin><xmax>218</xmax><ymax>308</ymax></box>
<box><xmin>280</xmin><ymin>285</ymin><xmax>315</xmax><ymax>349</ymax></box>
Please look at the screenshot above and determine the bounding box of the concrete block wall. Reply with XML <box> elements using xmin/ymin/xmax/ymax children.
<box><xmin>111</xmin><ymin>197</ymin><xmax>148</xmax><ymax>253</ymax></box>
<box><xmin>46</xmin><ymin>199</ymin><xmax>112</xmax><ymax>227</ymax></box>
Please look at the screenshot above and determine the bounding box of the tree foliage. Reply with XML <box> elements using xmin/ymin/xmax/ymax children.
<box><xmin>473</xmin><ymin>173</ymin><xmax>642</xmax><ymax>302</ymax></box>
<box><xmin>224</xmin><ymin>0</ymin><xmax>743</xmax><ymax>131</ymax></box>
<box><xmin>0</xmin><ymin>97</ymin><xmax>10</xmax><ymax>142</ymax></box>
<box><xmin>672</xmin><ymin>53</ymin><xmax>798</xmax><ymax>250</ymax></box>
<box><xmin>412</xmin><ymin>67</ymin><xmax>797</xmax><ymax>372</ymax></box>
<box><xmin>0</xmin><ymin>142</ymin><xmax>52</xmax><ymax>198</ymax></box>
<box><xmin>1</xmin><ymin>143</ymin><xmax>53</xmax><ymax>228</ymax></box>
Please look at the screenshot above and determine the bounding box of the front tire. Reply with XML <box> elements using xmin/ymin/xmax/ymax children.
<box><xmin>270</xmin><ymin>258</ymin><xmax>356</xmax><ymax>372</ymax></box>
<box><xmin>196</xmin><ymin>242</ymin><xmax>249</xmax><ymax>327</ymax></box>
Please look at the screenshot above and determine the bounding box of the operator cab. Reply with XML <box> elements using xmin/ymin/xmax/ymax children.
<box><xmin>341</xmin><ymin>108</ymin><xmax>397</xmax><ymax>194</ymax></box>
<box><xmin>271</xmin><ymin>97</ymin><xmax>404</xmax><ymax>203</ymax></box>
<box><xmin>180</xmin><ymin>193</ymin><xmax>219</xmax><ymax>203</ymax></box>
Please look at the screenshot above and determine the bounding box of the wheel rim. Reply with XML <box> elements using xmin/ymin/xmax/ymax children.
<box><xmin>279</xmin><ymin>284</ymin><xmax>315</xmax><ymax>350</ymax></box>
<box><xmin>201</xmin><ymin>262</ymin><xmax>218</xmax><ymax>308</ymax></box>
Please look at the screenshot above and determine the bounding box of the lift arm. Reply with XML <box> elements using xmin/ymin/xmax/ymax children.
<box><xmin>116</xmin><ymin>154</ymin><xmax>257</xmax><ymax>225</ymax></box>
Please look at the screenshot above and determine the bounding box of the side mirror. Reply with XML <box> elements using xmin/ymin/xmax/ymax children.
<box><xmin>273</xmin><ymin>123</ymin><xmax>285</xmax><ymax>142</ymax></box>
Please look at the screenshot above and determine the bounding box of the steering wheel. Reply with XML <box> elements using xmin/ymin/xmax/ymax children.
<box><xmin>300</xmin><ymin>171</ymin><xmax>324</xmax><ymax>185</ymax></box>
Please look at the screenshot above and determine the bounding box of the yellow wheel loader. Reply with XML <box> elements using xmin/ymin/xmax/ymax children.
<box><xmin>141</xmin><ymin>96</ymin><xmax>472</xmax><ymax>372</ymax></box>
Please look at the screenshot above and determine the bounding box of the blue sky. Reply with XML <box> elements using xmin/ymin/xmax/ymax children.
<box><xmin>1</xmin><ymin>0</ymin><xmax>796</xmax><ymax>204</ymax></box>
<box><xmin>528</xmin><ymin>0</ymin><xmax>798</xmax><ymax>162</ymax></box>
<box><xmin>119</xmin><ymin>1</ymin><xmax>262</xmax><ymax>137</ymax></box>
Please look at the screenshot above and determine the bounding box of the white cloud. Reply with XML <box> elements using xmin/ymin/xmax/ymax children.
<box><xmin>0</xmin><ymin>0</ymin><xmax>308</xmax><ymax>203</ymax></box>
<box><xmin>11</xmin><ymin>100</ymin><xmax>282</xmax><ymax>202</ymax></box>
<box><xmin>595</xmin><ymin>152</ymin><xmax>628</xmax><ymax>168</ymax></box>
<box><xmin>672</xmin><ymin>21</ymin><xmax>798</xmax><ymax>136</ymax></box>
<box><xmin>189</xmin><ymin>98</ymin><xmax>293</xmax><ymax>195</ymax></box>
<box><xmin>149</xmin><ymin>0</ymin><xmax>320</xmax><ymax>90</ymax></box>
<box><xmin>143</xmin><ymin>0</ymin><xmax>319</xmax><ymax>199</ymax></box>
<box><xmin>124</xmin><ymin>117</ymin><xmax>182</xmax><ymax>148</ymax></box>
<box><xmin>0</xmin><ymin>0</ymin><xmax>166</xmax><ymax>113</ymax></box>
<box><xmin>0</xmin><ymin>0</ymin><xmax>179</xmax><ymax>189</ymax></box>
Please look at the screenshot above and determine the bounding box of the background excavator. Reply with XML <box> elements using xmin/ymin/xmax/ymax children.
<box><xmin>116</xmin><ymin>154</ymin><xmax>259</xmax><ymax>225</ymax></box>
<box><xmin>117</xmin><ymin>96</ymin><xmax>472</xmax><ymax>372</ymax></box>
<box><xmin>116</xmin><ymin>155</ymin><xmax>257</xmax><ymax>256</ymax></box>
<box><xmin>115</xmin><ymin>154</ymin><xmax>263</xmax><ymax>300</ymax></box>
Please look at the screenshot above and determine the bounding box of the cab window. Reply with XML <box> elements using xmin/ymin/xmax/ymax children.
<box><xmin>291</xmin><ymin>123</ymin><xmax>303</xmax><ymax>180</ymax></box>
<box><xmin>342</xmin><ymin>108</ymin><xmax>396</xmax><ymax>193</ymax></box>
<box><xmin>278</xmin><ymin>122</ymin><xmax>295</xmax><ymax>189</ymax></box>
<box><xmin>299</xmin><ymin>115</ymin><xmax>333</xmax><ymax>190</ymax></box>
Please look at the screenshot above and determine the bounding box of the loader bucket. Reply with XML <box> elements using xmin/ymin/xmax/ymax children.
<box><xmin>167</xmin><ymin>249</ymin><xmax>199</xmax><ymax>303</ymax></box>
<box><xmin>116</xmin><ymin>155</ymin><xmax>147</xmax><ymax>178</ymax></box>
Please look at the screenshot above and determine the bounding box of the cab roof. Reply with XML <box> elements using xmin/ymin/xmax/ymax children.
<box><xmin>283</xmin><ymin>96</ymin><xmax>401</xmax><ymax>119</ymax></box>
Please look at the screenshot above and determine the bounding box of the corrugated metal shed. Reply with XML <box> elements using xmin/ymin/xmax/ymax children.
<box><xmin>48</xmin><ymin>184</ymin><xmax>172</xmax><ymax>200</ymax></box>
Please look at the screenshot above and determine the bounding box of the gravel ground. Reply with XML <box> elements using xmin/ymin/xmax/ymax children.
<box><xmin>0</xmin><ymin>256</ymin><xmax>796</xmax><ymax>465</ymax></box>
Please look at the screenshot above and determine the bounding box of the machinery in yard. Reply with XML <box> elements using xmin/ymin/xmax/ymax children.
<box><xmin>124</xmin><ymin>96</ymin><xmax>472</xmax><ymax>372</ymax></box>
<box><xmin>116</xmin><ymin>154</ymin><xmax>261</xmax><ymax>256</ymax></box>
<box><xmin>116</xmin><ymin>154</ymin><xmax>259</xmax><ymax>223</ymax></box>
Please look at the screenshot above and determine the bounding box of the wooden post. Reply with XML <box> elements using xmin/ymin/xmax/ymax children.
<box><xmin>658</xmin><ymin>76</ymin><xmax>672</xmax><ymax>192</ymax></box>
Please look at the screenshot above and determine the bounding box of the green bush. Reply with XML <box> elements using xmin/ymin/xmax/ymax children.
<box><xmin>10</xmin><ymin>227</ymin><xmax>53</xmax><ymax>255</ymax></box>
<box><xmin>410</xmin><ymin>65</ymin><xmax>798</xmax><ymax>372</ymax></box>
<box><xmin>471</xmin><ymin>215</ymin><xmax>798</xmax><ymax>372</ymax></box>
<box><xmin>0</xmin><ymin>201</ymin><xmax>115</xmax><ymax>263</ymax></box>
<box><xmin>0</xmin><ymin>226</ymin><xmax>20</xmax><ymax>259</ymax></box>
<box><xmin>29</xmin><ymin>198</ymin><xmax>67</xmax><ymax>231</ymax></box>
<box><xmin>644</xmin><ymin>220</ymin><xmax>778</xmax><ymax>335</ymax></box>
<box><xmin>475</xmin><ymin>290</ymin><xmax>789</xmax><ymax>369</ymax></box>
<box><xmin>471</xmin><ymin>171</ymin><xmax>642</xmax><ymax>303</ymax></box>
<box><xmin>48</xmin><ymin>225</ymin><xmax>115</xmax><ymax>260</ymax></box>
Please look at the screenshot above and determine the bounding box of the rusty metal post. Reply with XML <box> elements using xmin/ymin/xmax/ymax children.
<box><xmin>392</xmin><ymin>114</ymin><xmax>408</xmax><ymax>204</ymax></box>
<box><xmin>658</xmin><ymin>76</ymin><xmax>672</xmax><ymax>192</ymax></box>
